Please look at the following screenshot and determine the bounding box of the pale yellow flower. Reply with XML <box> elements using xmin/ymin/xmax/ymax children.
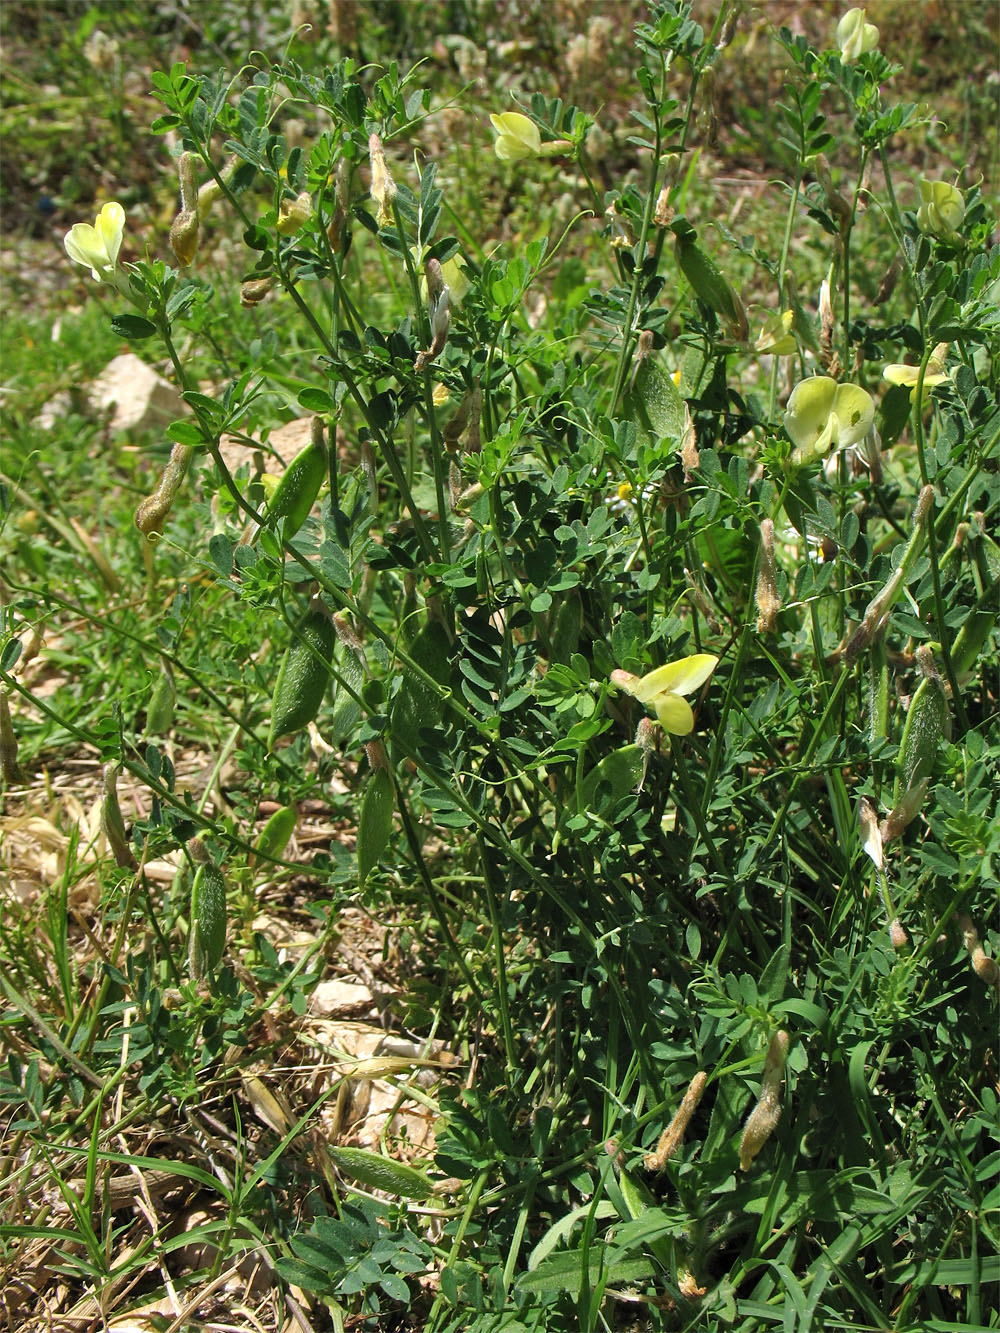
<box><xmin>883</xmin><ymin>342</ymin><xmax>950</xmax><ymax>398</ymax></box>
<box><xmin>611</xmin><ymin>654</ymin><xmax>719</xmax><ymax>736</ymax></box>
<box><xmin>64</xmin><ymin>202</ymin><xmax>125</xmax><ymax>282</ymax></box>
<box><xmin>836</xmin><ymin>8</ymin><xmax>879</xmax><ymax>61</ymax></box>
<box><xmin>754</xmin><ymin>310</ymin><xmax>796</xmax><ymax>357</ymax></box>
<box><xmin>916</xmin><ymin>179</ymin><xmax>965</xmax><ymax>241</ymax></box>
<box><xmin>784</xmin><ymin>376</ymin><xmax>874</xmax><ymax>466</ymax></box>
<box><xmin>489</xmin><ymin>112</ymin><xmax>541</xmax><ymax>161</ymax></box>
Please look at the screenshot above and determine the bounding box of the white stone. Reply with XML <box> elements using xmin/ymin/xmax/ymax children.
<box><xmin>87</xmin><ymin>353</ymin><xmax>186</xmax><ymax>434</ymax></box>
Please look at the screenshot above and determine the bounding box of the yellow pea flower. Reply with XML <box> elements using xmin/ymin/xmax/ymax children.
<box><xmin>754</xmin><ymin>310</ymin><xmax>796</xmax><ymax>357</ymax></box>
<box><xmin>784</xmin><ymin>376</ymin><xmax>875</xmax><ymax>466</ymax></box>
<box><xmin>882</xmin><ymin>342</ymin><xmax>950</xmax><ymax>398</ymax></box>
<box><xmin>611</xmin><ymin>654</ymin><xmax>719</xmax><ymax>736</ymax></box>
<box><xmin>836</xmin><ymin>8</ymin><xmax>879</xmax><ymax>61</ymax></box>
<box><xmin>277</xmin><ymin>191</ymin><xmax>312</xmax><ymax>236</ymax></box>
<box><xmin>489</xmin><ymin>112</ymin><xmax>541</xmax><ymax>161</ymax></box>
<box><xmin>64</xmin><ymin>202</ymin><xmax>126</xmax><ymax>282</ymax></box>
<box><xmin>916</xmin><ymin>178</ymin><xmax>965</xmax><ymax>242</ymax></box>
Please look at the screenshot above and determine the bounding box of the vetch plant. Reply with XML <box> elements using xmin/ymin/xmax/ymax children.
<box><xmin>5</xmin><ymin>3</ymin><xmax>995</xmax><ymax>1328</ymax></box>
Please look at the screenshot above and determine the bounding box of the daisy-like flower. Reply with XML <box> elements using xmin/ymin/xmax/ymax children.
<box><xmin>916</xmin><ymin>178</ymin><xmax>965</xmax><ymax>242</ymax></box>
<box><xmin>883</xmin><ymin>342</ymin><xmax>950</xmax><ymax>398</ymax></box>
<box><xmin>784</xmin><ymin>376</ymin><xmax>875</xmax><ymax>466</ymax></box>
<box><xmin>64</xmin><ymin>202</ymin><xmax>126</xmax><ymax>282</ymax></box>
<box><xmin>610</xmin><ymin>654</ymin><xmax>719</xmax><ymax>736</ymax></box>
<box><xmin>489</xmin><ymin>112</ymin><xmax>542</xmax><ymax>161</ymax></box>
<box><xmin>836</xmin><ymin>8</ymin><xmax>879</xmax><ymax>61</ymax></box>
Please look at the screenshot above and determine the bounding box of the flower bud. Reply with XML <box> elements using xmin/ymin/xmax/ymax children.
<box><xmin>819</xmin><ymin>277</ymin><xmax>835</xmax><ymax>356</ymax></box>
<box><xmin>333</xmin><ymin>613</ymin><xmax>365</xmax><ymax>657</ymax></box>
<box><xmin>415</xmin><ymin>258</ymin><xmax>450</xmax><ymax>371</ymax></box>
<box><xmin>326</xmin><ymin>157</ymin><xmax>350</xmax><ymax>250</ymax></box>
<box><xmin>815</xmin><ymin>153</ymin><xmax>852</xmax><ymax>231</ymax></box>
<box><xmin>836</xmin><ymin>8</ymin><xmax>879</xmax><ymax>61</ymax></box>
<box><xmin>958</xmin><ymin>913</ymin><xmax>1000</xmax><ymax>991</ymax></box>
<box><xmin>858</xmin><ymin>796</ymin><xmax>884</xmax><ymax>870</ymax></box>
<box><xmin>916</xmin><ymin>178</ymin><xmax>964</xmax><ymax>241</ymax></box>
<box><xmin>680</xmin><ymin>403</ymin><xmax>699</xmax><ymax>472</ymax></box>
<box><xmin>365</xmin><ymin>739</ymin><xmax>390</xmax><ymax>774</ymax></box>
<box><xmin>368</xmin><ymin>133</ymin><xmax>397</xmax><ymax>226</ymax></box>
<box><xmin>360</xmin><ymin>439</ymin><xmax>378</xmax><ymax>510</ymax></box>
<box><xmin>875</xmin><ymin>256</ymin><xmax>901</xmax><ymax>306</ymax></box>
<box><xmin>889</xmin><ymin>918</ymin><xmax>909</xmax><ymax>950</ymax></box>
<box><xmin>170</xmin><ymin>209</ymin><xmax>199</xmax><ymax>267</ymax></box>
<box><xmin>653</xmin><ymin>185</ymin><xmax>674</xmax><ymax>228</ymax></box>
<box><xmin>755</xmin><ymin>518</ymin><xmax>781</xmax><ymax>632</ymax></box>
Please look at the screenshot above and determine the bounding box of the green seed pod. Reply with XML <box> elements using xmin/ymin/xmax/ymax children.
<box><xmin>267</xmin><ymin>428</ymin><xmax>326</xmax><ymax>537</ymax></box>
<box><xmin>253</xmin><ymin>804</ymin><xmax>297</xmax><ymax>865</ymax></box>
<box><xmin>358</xmin><ymin>764</ymin><xmax>394</xmax><ymax>887</ymax></box>
<box><xmin>146</xmin><ymin>663</ymin><xmax>176</xmax><ymax>735</ymax></box>
<box><xmin>0</xmin><ymin>688</ymin><xmax>18</xmax><ymax>785</ymax></box>
<box><xmin>389</xmin><ymin>619</ymin><xmax>452</xmax><ymax>762</ymax></box>
<box><xmin>189</xmin><ymin>860</ymin><xmax>227</xmax><ymax>979</ymax></box>
<box><xmin>674</xmin><ymin>224</ymin><xmax>748</xmax><ymax>340</ymax></box>
<box><xmin>626</xmin><ymin>358</ymin><xmax>686</xmax><ymax>445</ymax></box>
<box><xmin>268</xmin><ymin>608</ymin><xmax>335</xmax><ymax>748</ymax></box>
<box><xmin>577</xmin><ymin>744</ymin><xmax>647</xmax><ymax>816</ymax></box>
<box><xmin>549</xmin><ymin>594</ymin><xmax>582</xmax><ymax>665</ymax></box>
<box><xmin>327</xmin><ymin>1145</ymin><xmax>435</xmax><ymax>1200</ymax></box>
<box><xmin>102</xmin><ymin>763</ymin><xmax>136</xmax><ymax>869</ymax></box>
<box><xmin>866</xmin><ymin>630</ymin><xmax>889</xmax><ymax>746</ymax></box>
<box><xmin>899</xmin><ymin>674</ymin><xmax>948</xmax><ymax>793</ymax></box>
<box><xmin>329</xmin><ymin>641</ymin><xmax>366</xmax><ymax>743</ymax></box>
<box><xmin>951</xmin><ymin>576</ymin><xmax>999</xmax><ymax>683</ymax></box>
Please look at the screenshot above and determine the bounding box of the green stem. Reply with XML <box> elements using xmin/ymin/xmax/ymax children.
<box><xmin>478</xmin><ymin>836</ymin><xmax>518</xmax><ymax>1072</ymax></box>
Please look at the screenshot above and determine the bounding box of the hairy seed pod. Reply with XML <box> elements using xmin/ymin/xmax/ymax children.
<box><xmin>267</xmin><ymin>423</ymin><xmax>326</xmax><ymax>536</ymax></box>
<box><xmin>959</xmin><ymin>913</ymin><xmax>1000</xmax><ymax>990</ymax></box>
<box><xmin>645</xmin><ymin>1071</ymin><xmax>708</xmax><ymax>1170</ymax></box>
<box><xmin>102</xmin><ymin>764</ymin><xmax>136</xmax><ymax>869</ymax></box>
<box><xmin>0</xmin><ymin>689</ymin><xmax>18</xmax><ymax>784</ymax></box>
<box><xmin>146</xmin><ymin>662</ymin><xmax>176</xmax><ymax>735</ymax></box>
<box><xmin>674</xmin><ymin>224</ymin><xmax>748</xmax><ymax>340</ymax></box>
<box><xmin>135</xmin><ymin>444</ymin><xmax>193</xmax><ymax>540</ymax></box>
<box><xmin>268</xmin><ymin>607</ymin><xmax>335</xmax><ymax>748</ymax></box>
<box><xmin>739</xmin><ymin>1030</ymin><xmax>789</xmax><ymax>1170</ymax></box>
<box><xmin>253</xmin><ymin>804</ymin><xmax>297</xmax><ymax>866</ymax></box>
<box><xmin>189</xmin><ymin>860</ymin><xmax>227</xmax><ymax>978</ymax></box>
<box><xmin>899</xmin><ymin>673</ymin><xmax>949</xmax><ymax>793</ymax></box>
